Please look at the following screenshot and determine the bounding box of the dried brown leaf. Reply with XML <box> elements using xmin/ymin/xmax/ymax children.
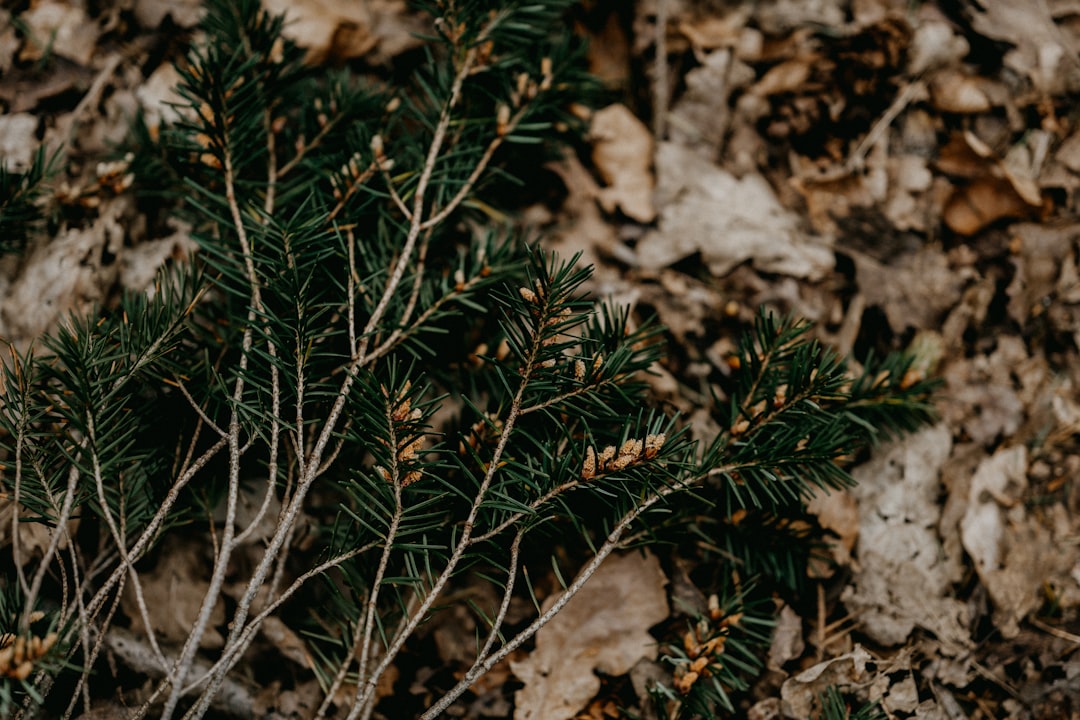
<box><xmin>511</xmin><ymin>551</ymin><xmax>668</xmax><ymax>720</ymax></box>
<box><xmin>18</xmin><ymin>0</ymin><xmax>99</xmax><ymax>66</ymax></box>
<box><xmin>590</xmin><ymin>104</ymin><xmax>656</xmax><ymax>223</ymax></box>
<box><xmin>841</xmin><ymin>425</ymin><xmax>970</xmax><ymax>648</ymax></box>
<box><xmin>261</xmin><ymin>0</ymin><xmax>423</xmax><ymax>65</ymax></box>
<box><xmin>638</xmin><ymin>142</ymin><xmax>833</xmax><ymax>280</ymax></box>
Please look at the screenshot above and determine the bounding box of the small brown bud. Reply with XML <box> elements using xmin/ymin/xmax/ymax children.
<box><xmin>496</xmin><ymin>104</ymin><xmax>511</xmax><ymax>136</ymax></box>
<box><xmin>900</xmin><ymin>367</ymin><xmax>923</xmax><ymax>389</ymax></box>
<box><xmin>397</xmin><ymin>436</ymin><xmax>424</xmax><ymax>461</ymax></box>
<box><xmin>515</xmin><ymin>73</ymin><xmax>529</xmax><ymax>103</ymax></box>
<box><xmin>391</xmin><ymin>396</ymin><xmax>412</xmax><ymax>422</ymax></box>
<box><xmin>598</xmin><ymin>445</ymin><xmax>616</xmax><ymax>467</ymax></box>
<box><xmin>269</xmin><ymin>36</ymin><xmax>285</xmax><ymax>63</ymax></box>
<box><xmin>539</xmin><ymin>56</ymin><xmax>553</xmax><ymax>91</ymax></box>
<box><xmin>683</xmin><ymin>629</ymin><xmax>698</xmax><ymax>655</ymax></box>
<box><xmin>582</xmin><ymin>446</ymin><xmax>596</xmax><ymax>480</ymax></box>
<box><xmin>674</xmin><ymin>669</ymin><xmax>698</xmax><ymax>695</ymax></box>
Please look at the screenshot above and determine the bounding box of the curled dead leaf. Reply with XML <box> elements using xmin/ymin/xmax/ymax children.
<box><xmin>511</xmin><ymin>551</ymin><xmax>668</xmax><ymax>720</ymax></box>
<box><xmin>18</xmin><ymin>0</ymin><xmax>100</xmax><ymax>66</ymax></box>
<box><xmin>928</xmin><ymin>71</ymin><xmax>993</xmax><ymax>113</ymax></box>
<box><xmin>590</xmin><ymin>104</ymin><xmax>656</xmax><ymax>223</ymax></box>
<box><xmin>944</xmin><ymin>177</ymin><xmax>1036</xmax><ymax>236</ymax></box>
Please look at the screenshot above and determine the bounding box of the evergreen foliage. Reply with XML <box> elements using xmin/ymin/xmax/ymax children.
<box><xmin>0</xmin><ymin>146</ymin><xmax>57</xmax><ymax>255</ymax></box>
<box><xmin>814</xmin><ymin>686</ymin><xmax>888</xmax><ymax>720</ymax></box>
<box><xmin>0</xmin><ymin>1</ymin><xmax>937</xmax><ymax>717</ymax></box>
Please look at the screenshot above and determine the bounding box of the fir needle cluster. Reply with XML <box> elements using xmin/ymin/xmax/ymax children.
<box><xmin>0</xmin><ymin>1</ymin><xmax>937</xmax><ymax>718</ymax></box>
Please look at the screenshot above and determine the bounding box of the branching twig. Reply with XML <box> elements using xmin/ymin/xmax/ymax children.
<box><xmin>420</xmin><ymin>478</ymin><xmax>688</xmax><ymax>719</ymax></box>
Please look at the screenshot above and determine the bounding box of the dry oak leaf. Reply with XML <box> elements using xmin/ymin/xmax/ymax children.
<box><xmin>938</xmin><ymin>131</ymin><xmax>1044</xmax><ymax>236</ymax></box>
<box><xmin>0</xmin><ymin>113</ymin><xmax>39</xmax><ymax>173</ymax></box>
<box><xmin>18</xmin><ymin>0</ymin><xmax>99</xmax><ymax>66</ymax></box>
<box><xmin>841</xmin><ymin>425</ymin><xmax>970</xmax><ymax>648</ymax></box>
<box><xmin>956</xmin><ymin>445</ymin><xmax>1076</xmax><ymax>638</ymax></box>
<box><xmin>590</xmin><ymin>104</ymin><xmax>656</xmax><ymax>223</ymax></box>
<box><xmin>853</xmin><ymin>243</ymin><xmax>965</xmax><ymax>333</ymax></box>
<box><xmin>637</xmin><ymin>142</ymin><xmax>833</xmax><ymax>280</ymax></box>
<box><xmin>261</xmin><ymin>0</ymin><xmax>422</xmax><ymax>65</ymax></box>
<box><xmin>968</xmin><ymin>1</ymin><xmax>1080</xmax><ymax>96</ymax></box>
<box><xmin>511</xmin><ymin>550</ymin><xmax>668</xmax><ymax>720</ymax></box>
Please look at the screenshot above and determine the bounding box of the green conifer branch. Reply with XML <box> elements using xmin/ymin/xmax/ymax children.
<box><xmin>0</xmin><ymin>2</ymin><xmax>940</xmax><ymax>717</ymax></box>
<box><xmin>0</xmin><ymin>146</ymin><xmax>59</xmax><ymax>255</ymax></box>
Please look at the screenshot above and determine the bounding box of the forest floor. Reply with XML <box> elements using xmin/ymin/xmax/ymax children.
<box><xmin>2</xmin><ymin>0</ymin><xmax>1080</xmax><ymax>718</ymax></box>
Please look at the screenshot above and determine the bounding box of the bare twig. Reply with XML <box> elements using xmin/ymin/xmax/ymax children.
<box><xmin>348</xmin><ymin>264</ymin><xmax>570</xmax><ymax>720</ymax></box>
<box><xmin>420</xmin><ymin>479</ymin><xmax>688</xmax><ymax>719</ymax></box>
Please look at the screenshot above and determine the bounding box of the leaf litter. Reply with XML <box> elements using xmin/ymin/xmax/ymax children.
<box><xmin>5</xmin><ymin>0</ymin><xmax>1080</xmax><ymax>717</ymax></box>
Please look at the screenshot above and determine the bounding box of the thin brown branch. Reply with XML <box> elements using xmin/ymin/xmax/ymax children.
<box><xmin>420</xmin><ymin>478</ymin><xmax>689</xmax><ymax>719</ymax></box>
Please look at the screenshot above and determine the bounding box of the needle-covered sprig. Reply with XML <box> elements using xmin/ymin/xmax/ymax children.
<box><xmin>0</xmin><ymin>1</ymin><xmax>938</xmax><ymax>717</ymax></box>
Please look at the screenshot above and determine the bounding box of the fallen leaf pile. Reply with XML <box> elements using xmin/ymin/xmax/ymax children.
<box><xmin>4</xmin><ymin>0</ymin><xmax>1080</xmax><ymax>717</ymax></box>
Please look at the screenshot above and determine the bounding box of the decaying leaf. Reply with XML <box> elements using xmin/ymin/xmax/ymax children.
<box><xmin>120</xmin><ymin>536</ymin><xmax>227</xmax><ymax>649</ymax></box>
<box><xmin>636</xmin><ymin>142</ymin><xmax>834</xmax><ymax>280</ymax></box>
<box><xmin>780</xmin><ymin>645</ymin><xmax>874</xmax><ymax>718</ymax></box>
<box><xmin>841</xmin><ymin>425</ymin><xmax>970</xmax><ymax>648</ymax></box>
<box><xmin>1006</xmin><ymin>223</ymin><xmax>1080</xmax><ymax>324</ymax></box>
<box><xmin>0</xmin><ymin>199</ymin><xmax>127</xmax><ymax>346</ymax></box>
<box><xmin>767</xmin><ymin>604</ymin><xmax>804</xmax><ymax>671</ymax></box>
<box><xmin>955</xmin><ymin>445</ymin><xmax>1080</xmax><ymax>638</ymax></box>
<box><xmin>907</xmin><ymin>19</ymin><xmax>969</xmax><ymax>75</ymax></box>
<box><xmin>804</xmin><ymin>486</ymin><xmax>858</xmax><ymax>576</ymax></box>
<box><xmin>0</xmin><ymin>113</ymin><xmax>40</xmax><ymax>173</ymax></box>
<box><xmin>135</xmin><ymin>64</ymin><xmax>189</xmax><ymax>140</ymax></box>
<box><xmin>0</xmin><ymin>498</ymin><xmax>75</xmax><ymax>562</ymax></box>
<box><xmin>968</xmin><ymin>2</ymin><xmax>1080</xmax><ymax>96</ymax></box>
<box><xmin>668</xmin><ymin>48</ymin><xmax>756</xmax><ymax>151</ymax></box>
<box><xmin>590</xmin><ymin>104</ymin><xmax>656</xmax><ymax>223</ymax></box>
<box><xmin>17</xmin><ymin>0</ymin><xmax>99</xmax><ymax>66</ymax></box>
<box><xmin>511</xmin><ymin>551</ymin><xmax>669</xmax><ymax>720</ymax></box>
<box><xmin>134</xmin><ymin>0</ymin><xmax>203</xmax><ymax>28</ymax></box>
<box><xmin>940</xmin><ymin>337</ymin><xmax>1029</xmax><ymax>447</ymax></box>
<box><xmin>853</xmin><ymin>244</ymin><xmax>967</xmax><ymax>333</ymax></box>
<box><xmin>928</xmin><ymin>70</ymin><xmax>993</xmax><ymax>114</ymax></box>
<box><xmin>120</xmin><ymin>221</ymin><xmax>198</xmax><ymax>292</ymax></box>
<box><xmin>260</xmin><ymin>0</ymin><xmax>423</xmax><ymax>64</ymax></box>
